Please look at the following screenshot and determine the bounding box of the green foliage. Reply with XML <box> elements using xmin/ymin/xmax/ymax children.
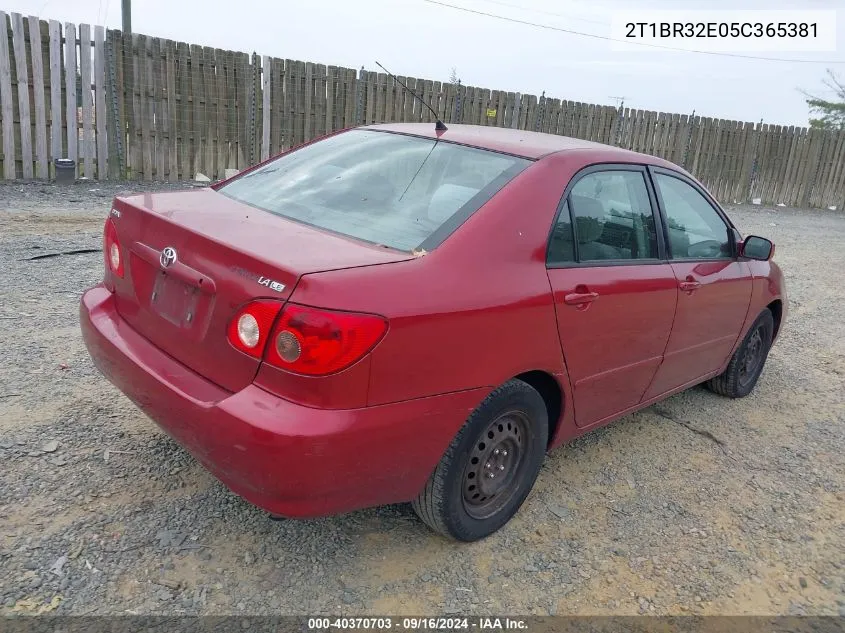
<box><xmin>806</xmin><ymin>70</ymin><xmax>845</xmax><ymax>131</ymax></box>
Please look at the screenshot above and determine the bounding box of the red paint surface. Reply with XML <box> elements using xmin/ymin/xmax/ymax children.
<box><xmin>80</xmin><ymin>124</ymin><xmax>787</xmax><ymax>518</ymax></box>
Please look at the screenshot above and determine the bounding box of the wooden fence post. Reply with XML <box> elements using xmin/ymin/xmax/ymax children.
<box><xmin>0</xmin><ymin>12</ymin><xmax>16</xmax><ymax>179</ymax></box>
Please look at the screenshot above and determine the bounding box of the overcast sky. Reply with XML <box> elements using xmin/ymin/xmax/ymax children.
<box><xmin>6</xmin><ymin>0</ymin><xmax>845</xmax><ymax>126</ymax></box>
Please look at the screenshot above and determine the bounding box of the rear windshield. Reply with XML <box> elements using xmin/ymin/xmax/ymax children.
<box><xmin>217</xmin><ymin>130</ymin><xmax>530</xmax><ymax>251</ymax></box>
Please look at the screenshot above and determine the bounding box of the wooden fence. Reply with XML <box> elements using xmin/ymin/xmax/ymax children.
<box><xmin>2</xmin><ymin>11</ymin><xmax>845</xmax><ymax>209</ymax></box>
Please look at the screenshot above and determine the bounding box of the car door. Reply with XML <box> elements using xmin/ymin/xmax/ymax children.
<box><xmin>546</xmin><ymin>165</ymin><xmax>678</xmax><ymax>428</ymax></box>
<box><xmin>642</xmin><ymin>168</ymin><xmax>752</xmax><ymax>399</ymax></box>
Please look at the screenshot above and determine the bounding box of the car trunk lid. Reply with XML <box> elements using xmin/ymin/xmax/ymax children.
<box><xmin>109</xmin><ymin>188</ymin><xmax>412</xmax><ymax>393</ymax></box>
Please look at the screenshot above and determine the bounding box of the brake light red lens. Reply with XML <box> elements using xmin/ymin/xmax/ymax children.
<box><xmin>265</xmin><ymin>303</ymin><xmax>388</xmax><ymax>376</ymax></box>
<box><xmin>104</xmin><ymin>218</ymin><xmax>124</xmax><ymax>278</ymax></box>
<box><xmin>227</xmin><ymin>300</ymin><xmax>284</xmax><ymax>358</ymax></box>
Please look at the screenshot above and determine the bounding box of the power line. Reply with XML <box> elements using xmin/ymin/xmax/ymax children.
<box><xmin>473</xmin><ymin>0</ymin><xmax>607</xmax><ymax>26</ymax></box>
<box><xmin>422</xmin><ymin>0</ymin><xmax>845</xmax><ymax>64</ymax></box>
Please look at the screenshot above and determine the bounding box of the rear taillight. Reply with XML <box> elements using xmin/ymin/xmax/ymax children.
<box><xmin>264</xmin><ymin>303</ymin><xmax>388</xmax><ymax>376</ymax></box>
<box><xmin>226</xmin><ymin>301</ymin><xmax>387</xmax><ymax>375</ymax></box>
<box><xmin>227</xmin><ymin>300</ymin><xmax>284</xmax><ymax>358</ymax></box>
<box><xmin>104</xmin><ymin>218</ymin><xmax>124</xmax><ymax>278</ymax></box>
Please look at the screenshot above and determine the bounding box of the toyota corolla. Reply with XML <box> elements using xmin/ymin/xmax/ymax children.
<box><xmin>80</xmin><ymin>123</ymin><xmax>786</xmax><ymax>541</ymax></box>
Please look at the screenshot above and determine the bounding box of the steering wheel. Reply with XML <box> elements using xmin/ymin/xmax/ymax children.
<box><xmin>687</xmin><ymin>240</ymin><xmax>725</xmax><ymax>258</ymax></box>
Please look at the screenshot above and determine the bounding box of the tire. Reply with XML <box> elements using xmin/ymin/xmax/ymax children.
<box><xmin>707</xmin><ymin>309</ymin><xmax>774</xmax><ymax>398</ymax></box>
<box><xmin>411</xmin><ymin>379</ymin><xmax>548</xmax><ymax>542</ymax></box>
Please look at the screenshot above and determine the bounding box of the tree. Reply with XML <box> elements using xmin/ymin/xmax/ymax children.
<box><xmin>805</xmin><ymin>69</ymin><xmax>845</xmax><ymax>131</ymax></box>
<box><xmin>449</xmin><ymin>67</ymin><xmax>460</xmax><ymax>87</ymax></box>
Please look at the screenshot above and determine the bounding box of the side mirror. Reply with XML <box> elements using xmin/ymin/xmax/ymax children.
<box><xmin>740</xmin><ymin>235</ymin><xmax>774</xmax><ymax>261</ymax></box>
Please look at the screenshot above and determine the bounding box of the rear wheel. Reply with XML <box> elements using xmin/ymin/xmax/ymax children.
<box><xmin>412</xmin><ymin>379</ymin><xmax>548</xmax><ymax>541</ymax></box>
<box><xmin>707</xmin><ymin>309</ymin><xmax>774</xmax><ymax>398</ymax></box>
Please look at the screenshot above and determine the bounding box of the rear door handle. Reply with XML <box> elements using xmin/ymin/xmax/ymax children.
<box><xmin>679</xmin><ymin>280</ymin><xmax>701</xmax><ymax>293</ymax></box>
<box><xmin>564</xmin><ymin>291</ymin><xmax>599</xmax><ymax>305</ymax></box>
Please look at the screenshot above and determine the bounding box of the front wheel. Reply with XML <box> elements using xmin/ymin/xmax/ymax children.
<box><xmin>707</xmin><ymin>309</ymin><xmax>774</xmax><ymax>398</ymax></box>
<box><xmin>412</xmin><ymin>379</ymin><xmax>548</xmax><ymax>541</ymax></box>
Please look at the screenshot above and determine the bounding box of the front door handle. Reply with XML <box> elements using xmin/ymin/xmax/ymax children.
<box><xmin>564</xmin><ymin>291</ymin><xmax>599</xmax><ymax>305</ymax></box>
<box><xmin>679</xmin><ymin>279</ymin><xmax>701</xmax><ymax>293</ymax></box>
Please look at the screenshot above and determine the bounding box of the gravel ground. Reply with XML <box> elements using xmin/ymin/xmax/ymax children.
<box><xmin>0</xmin><ymin>181</ymin><xmax>843</xmax><ymax>617</ymax></box>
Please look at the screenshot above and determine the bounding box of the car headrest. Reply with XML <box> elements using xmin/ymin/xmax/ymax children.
<box><xmin>427</xmin><ymin>184</ymin><xmax>479</xmax><ymax>224</ymax></box>
<box><xmin>570</xmin><ymin>194</ymin><xmax>606</xmax><ymax>243</ymax></box>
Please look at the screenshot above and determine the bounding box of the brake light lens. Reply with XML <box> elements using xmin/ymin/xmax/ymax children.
<box><xmin>265</xmin><ymin>303</ymin><xmax>388</xmax><ymax>376</ymax></box>
<box><xmin>104</xmin><ymin>218</ymin><xmax>124</xmax><ymax>278</ymax></box>
<box><xmin>227</xmin><ymin>300</ymin><xmax>284</xmax><ymax>358</ymax></box>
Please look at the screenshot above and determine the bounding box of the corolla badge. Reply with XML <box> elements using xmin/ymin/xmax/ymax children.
<box><xmin>160</xmin><ymin>247</ymin><xmax>178</xmax><ymax>268</ymax></box>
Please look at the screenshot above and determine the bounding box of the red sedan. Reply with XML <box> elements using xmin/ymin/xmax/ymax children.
<box><xmin>80</xmin><ymin>123</ymin><xmax>786</xmax><ymax>541</ymax></box>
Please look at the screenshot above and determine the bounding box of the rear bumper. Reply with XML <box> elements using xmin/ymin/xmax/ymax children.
<box><xmin>80</xmin><ymin>285</ymin><xmax>486</xmax><ymax>518</ymax></box>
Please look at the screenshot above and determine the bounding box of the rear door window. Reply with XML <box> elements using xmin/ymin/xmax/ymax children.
<box><xmin>218</xmin><ymin>130</ymin><xmax>530</xmax><ymax>251</ymax></box>
<box><xmin>548</xmin><ymin>169</ymin><xmax>659</xmax><ymax>264</ymax></box>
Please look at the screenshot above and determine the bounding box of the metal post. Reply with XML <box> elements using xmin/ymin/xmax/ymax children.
<box><xmin>534</xmin><ymin>91</ymin><xmax>545</xmax><ymax>132</ymax></box>
<box><xmin>454</xmin><ymin>79</ymin><xmax>463</xmax><ymax>123</ymax></box>
<box><xmin>613</xmin><ymin>100</ymin><xmax>625</xmax><ymax>146</ymax></box>
<box><xmin>355</xmin><ymin>66</ymin><xmax>365</xmax><ymax>125</ymax></box>
<box><xmin>121</xmin><ymin>0</ymin><xmax>131</xmax><ymax>33</ymax></box>
<box><xmin>249</xmin><ymin>52</ymin><xmax>259</xmax><ymax>164</ymax></box>
<box><xmin>107</xmin><ymin>36</ymin><xmax>125</xmax><ymax>178</ymax></box>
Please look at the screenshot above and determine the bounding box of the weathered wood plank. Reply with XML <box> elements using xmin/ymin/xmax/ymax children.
<box><xmin>283</xmin><ymin>59</ymin><xmax>295</xmax><ymax>149</ymax></box>
<box><xmin>234</xmin><ymin>52</ymin><xmax>248</xmax><ymax>166</ymax></box>
<box><xmin>190</xmin><ymin>44</ymin><xmax>202</xmax><ymax>174</ymax></box>
<box><xmin>94</xmin><ymin>25</ymin><xmax>107</xmax><ymax>179</ymax></box>
<box><xmin>0</xmin><ymin>12</ymin><xmax>16</xmax><ymax>179</ymax></box>
<box><xmin>269</xmin><ymin>57</ymin><xmax>282</xmax><ymax>154</ymax></box>
<box><xmin>204</xmin><ymin>47</ymin><xmax>218</xmax><ymax>180</ymax></box>
<box><xmin>139</xmin><ymin>35</ymin><xmax>152</xmax><ymax>180</ymax></box>
<box><xmin>78</xmin><ymin>24</ymin><xmax>94</xmax><ymax>178</ymax></box>
<box><xmin>201</xmin><ymin>46</ymin><xmax>215</xmax><ymax>178</ymax></box>
<box><xmin>776</xmin><ymin>127</ymin><xmax>800</xmax><ymax>205</ymax></box>
<box><xmin>11</xmin><ymin>13</ymin><xmax>33</xmax><ymax>178</ymax></box>
<box><xmin>820</xmin><ymin>130</ymin><xmax>845</xmax><ymax>207</ymax></box>
<box><xmin>217</xmin><ymin>51</ymin><xmax>229</xmax><ymax>169</ymax></box>
<box><xmin>28</xmin><ymin>17</ymin><xmax>48</xmax><ymax>178</ymax></box>
<box><xmin>374</xmin><ymin>72</ymin><xmax>386</xmax><ymax>124</ymax></box>
<box><xmin>314</xmin><ymin>64</ymin><xmax>326</xmax><ymax>138</ymax></box>
<box><xmin>261</xmin><ymin>55</ymin><xmax>271</xmax><ymax>160</ymax></box>
<box><xmin>293</xmin><ymin>60</ymin><xmax>306</xmax><ymax>146</ymax></box>
<box><xmin>342</xmin><ymin>67</ymin><xmax>355</xmax><ymax>128</ymax></box>
<box><xmin>325</xmin><ymin>65</ymin><xmax>335</xmax><ymax>133</ymax></box>
<box><xmin>165</xmin><ymin>39</ymin><xmax>177</xmax><ymax>180</ymax></box>
<box><xmin>176</xmin><ymin>41</ymin><xmax>190</xmax><ymax>179</ymax></box>
<box><xmin>153</xmin><ymin>38</ymin><xmax>165</xmax><ymax>182</ymax></box>
<box><xmin>127</xmin><ymin>32</ymin><xmax>140</xmax><ymax>178</ymax></box>
<box><xmin>402</xmin><ymin>75</ymin><xmax>414</xmax><ymax>122</ymax></box>
<box><xmin>303</xmin><ymin>61</ymin><xmax>313</xmax><ymax>140</ymax></box>
<box><xmin>225</xmin><ymin>51</ymin><xmax>238</xmax><ymax>167</ymax></box>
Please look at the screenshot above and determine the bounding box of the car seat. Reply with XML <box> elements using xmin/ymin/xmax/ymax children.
<box><xmin>570</xmin><ymin>195</ymin><xmax>623</xmax><ymax>260</ymax></box>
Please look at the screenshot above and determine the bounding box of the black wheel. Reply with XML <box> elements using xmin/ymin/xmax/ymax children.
<box><xmin>707</xmin><ymin>309</ymin><xmax>774</xmax><ymax>398</ymax></box>
<box><xmin>412</xmin><ymin>379</ymin><xmax>548</xmax><ymax>541</ymax></box>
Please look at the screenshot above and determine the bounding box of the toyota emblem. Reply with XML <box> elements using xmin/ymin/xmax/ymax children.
<box><xmin>160</xmin><ymin>247</ymin><xmax>178</xmax><ymax>268</ymax></box>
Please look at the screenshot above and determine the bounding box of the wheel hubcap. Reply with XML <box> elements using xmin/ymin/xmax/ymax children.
<box><xmin>739</xmin><ymin>326</ymin><xmax>764</xmax><ymax>386</ymax></box>
<box><xmin>462</xmin><ymin>412</ymin><xmax>529</xmax><ymax>520</ymax></box>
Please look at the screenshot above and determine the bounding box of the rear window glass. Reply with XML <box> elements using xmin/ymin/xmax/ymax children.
<box><xmin>217</xmin><ymin>130</ymin><xmax>530</xmax><ymax>251</ymax></box>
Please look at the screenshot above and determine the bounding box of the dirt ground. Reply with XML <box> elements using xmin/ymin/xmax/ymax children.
<box><xmin>0</xmin><ymin>181</ymin><xmax>843</xmax><ymax>617</ymax></box>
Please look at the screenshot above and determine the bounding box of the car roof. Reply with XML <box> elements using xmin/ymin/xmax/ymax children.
<box><xmin>362</xmin><ymin>122</ymin><xmax>678</xmax><ymax>167</ymax></box>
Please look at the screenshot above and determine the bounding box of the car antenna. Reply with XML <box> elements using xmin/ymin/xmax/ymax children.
<box><xmin>375</xmin><ymin>61</ymin><xmax>448</xmax><ymax>131</ymax></box>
